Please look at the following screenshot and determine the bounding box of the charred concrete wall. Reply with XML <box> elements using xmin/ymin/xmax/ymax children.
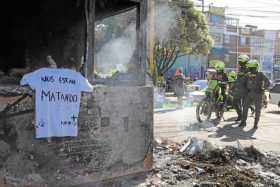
<box><xmin>0</xmin><ymin>0</ymin><xmax>85</xmax><ymax>73</ymax></box>
<box><xmin>0</xmin><ymin>1</ymin><xmax>153</xmax><ymax>186</ymax></box>
<box><xmin>24</xmin><ymin>0</ymin><xmax>85</xmax><ymax>70</ymax></box>
<box><xmin>0</xmin><ymin>86</ymin><xmax>153</xmax><ymax>186</ymax></box>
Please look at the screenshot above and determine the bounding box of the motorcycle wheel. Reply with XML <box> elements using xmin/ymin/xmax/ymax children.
<box><xmin>196</xmin><ymin>98</ymin><xmax>212</xmax><ymax>122</ymax></box>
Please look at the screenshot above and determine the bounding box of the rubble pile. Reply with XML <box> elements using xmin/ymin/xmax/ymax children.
<box><xmin>141</xmin><ymin>137</ymin><xmax>280</xmax><ymax>187</ymax></box>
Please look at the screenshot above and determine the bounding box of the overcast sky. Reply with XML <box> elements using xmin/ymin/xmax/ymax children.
<box><xmin>193</xmin><ymin>0</ymin><xmax>280</xmax><ymax>30</ymax></box>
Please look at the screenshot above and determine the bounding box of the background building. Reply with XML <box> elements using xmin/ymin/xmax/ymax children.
<box><xmin>251</xmin><ymin>30</ymin><xmax>264</xmax><ymax>63</ymax></box>
<box><xmin>262</xmin><ymin>30</ymin><xmax>276</xmax><ymax>79</ymax></box>
<box><xmin>207</xmin><ymin>7</ymin><xmax>226</xmax><ymax>65</ymax></box>
<box><xmin>173</xmin><ymin>5</ymin><xmax>280</xmax><ymax>80</ymax></box>
<box><xmin>273</xmin><ymin>31</ymin><xmax>280</xmax><ymax>79</ymax></box>
<box><xmin>251</xmin><ymin>30</ymin><xmax>276</xmax><ymax>79</ymax></box>
<box><xmin>223</xmin><ymin>17</ymin><xmax>239</xmax><ymax>68</ymax></box>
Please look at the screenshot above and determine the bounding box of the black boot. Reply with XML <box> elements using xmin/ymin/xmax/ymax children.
<box><xmin>253</xmin><ymin>121</ymin><xmax>258</xmax><ymax>129</ymax></box>
<box><xmin>235</xmin><ymin>116</ymin><xmax>241</xmax><ymax>121</ymax></box>
<box><xmin>239</xmin><ymin>121</ymin><xmax>246</xmax><ymax>127</ymax></box>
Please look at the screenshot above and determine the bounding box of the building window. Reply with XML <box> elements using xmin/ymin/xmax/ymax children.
<box><xmin>240</xmin><ymin>36</ymin><xmax>246</xmax><ymax>46</ymax></box>
<box><xmin>94</xmin><ymin>9</ymin><xmax>137</xmax><ymax>79</ymax></box>
<box><xmin>246</xmin><ymin>37</ymin><xmax>250</xmax><ymax>46</ymax></box>
<box><xmin>224</xmin><ymin>34</ymin><xmax>230</xmax><ymax>44</ymax></box>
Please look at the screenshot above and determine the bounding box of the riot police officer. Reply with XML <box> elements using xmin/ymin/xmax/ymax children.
<box><xmin>233</xmin><ymin>55</ymin><xmax>250</xmax><ymax>121</ymax></box>
<box><xmin>240</xmin><ymin>60</ymin><xmax>270</xmax><ymax>128</ymax></box>
<box><xmin>214</xmin><ymin>61</ymin><xmax>228</xmax><ymax>102</ymax></box>
<box><xmin>207</xmin><ymin>60</ymin><xmax>228</xmax><ymax>101</ymax></box>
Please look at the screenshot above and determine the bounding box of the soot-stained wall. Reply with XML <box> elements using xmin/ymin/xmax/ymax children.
<box><xmin>0</xmin><ymin>0</ymin><xmax>153</xmax><ymax>186</ymax></box>
<box><xmin>0</xmin><ymin>0</ymin><xmax>85</xmax><ymax>72</ymax></box>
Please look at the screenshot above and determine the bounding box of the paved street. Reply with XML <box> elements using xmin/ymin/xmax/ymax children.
<box><xmin>155</xmin><ymin>100</ymin><xmax>280</xmax><ymax>153</ymax></box>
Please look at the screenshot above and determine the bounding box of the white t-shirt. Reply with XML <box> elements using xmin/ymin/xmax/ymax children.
<box><xmin>20</xmin><ymin>68</ymin><xmax>93</xmax><ymax>138</ymax></box>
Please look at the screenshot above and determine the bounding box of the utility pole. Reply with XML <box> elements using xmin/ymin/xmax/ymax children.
<box><xmin>201</xmin><ymin>0</ymin><xmax>205</xmax><ymax>13</ymax></box>
<box><xmin>236</xmin><ymin>19</ymin><xmax>239</xmax><ymax>67</ymax></box>
<box><xmin>209</xmin><ymin>3</ymin><xmax>213</xmax><ymax>13</ymax></box>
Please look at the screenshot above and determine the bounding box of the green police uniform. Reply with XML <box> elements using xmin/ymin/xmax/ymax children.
<box><xmin>240</xmin><ymin>60</ymin><xmax>270</xmax><ymax>128</ymax></box>
<box><xmin>233</xmin><ymin>55</ymin><xmax>250</xmax><ymax>121</ymax></box>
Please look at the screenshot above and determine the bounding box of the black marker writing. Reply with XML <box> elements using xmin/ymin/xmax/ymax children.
<box><xmin>41</xmin><ymin>76</ymin><xmax>55</xmax><ymax>83</ymax></box>
<box><xmin>59</xmin><ymin>77</ymin><xmax>76</xmax><ymax>85</ymax></box>
<box><xmin>41</xmin><ymin>90</ymin><xmax>78</xmax><ymax>103</ymax></box>
<box><xmin>60</xmin><ymin>121</ymin><xmax>76</xmax><ymax>126</ymax></box>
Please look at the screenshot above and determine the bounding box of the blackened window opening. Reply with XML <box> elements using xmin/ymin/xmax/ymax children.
<box><xmin>0</xmin><ymin>0</ymin><xmax>84</xmax><ymax>76</ymax></box>
<box><xmin>0</xmin><ymin>1</ymin><xmax>32</xmax><ymax>73</ymax></box>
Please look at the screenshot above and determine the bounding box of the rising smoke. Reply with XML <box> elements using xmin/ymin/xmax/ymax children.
<box><xmin>155</xmin><ymin>1</ymin><xmax>177</xmax><ymax>42</ymax></box>
<box><xmin>95</xmin><ymin>23</ymin><xmax>136</xmax><ymax>77</ymax></box>
<box><xmin>95</xmin><ymin>1</ymin><xmax>177</xmax><ymax>78</ymax></box>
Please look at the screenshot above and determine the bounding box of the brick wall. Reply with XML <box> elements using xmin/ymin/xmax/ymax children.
<box><xmin>0</xmin><ymin>86</ymin><xmax>153</xmax><ymax>186</ymax></box>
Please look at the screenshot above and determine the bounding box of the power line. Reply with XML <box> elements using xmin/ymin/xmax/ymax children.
<box><xmin>195</xmin><ymin>7</ymin><xmax>280</xmax><ymax>21</ymax></box>
<box><xmin>194</xmin><ymin>4</ymin><xmax>280</xmax><ymax>14</ymax></box>
<box><xmin>193</xmin><ymin>3</ymin><xmax>280</xmax><ymax>28</ymax></box>
<box><xmin>227</xmin><ymin>9</ymin><xmax>280</xmax><ymax>15</ymax></box>
<box><xmin>227</xmin><ymin>13</ymin><xmax>280</xmax><ymax>18</ymax></box>
<box><xmin>235</xmin><ymin>0</ymin><xmax>280</xmax><ymax>7</ymax></box>
<box><xmin>203</xmin><ymin>0</ymin><xmax>280</xmax><ymax>7</ymax></box>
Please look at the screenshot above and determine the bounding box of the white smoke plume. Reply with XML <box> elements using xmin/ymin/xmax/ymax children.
<box><xmin>155</xmin><ymin>1</ymin><xmax>177</xmax><ymax>42</ymax></box>
<box><xmin>94</xmin><ymin>1</ymin><xmax>177</xmax><ymax>78</ymax></box>
<box><xmin>95</xmin><ymin>24</ymin><xmax>136</xmax><ymax>77</ymax></box>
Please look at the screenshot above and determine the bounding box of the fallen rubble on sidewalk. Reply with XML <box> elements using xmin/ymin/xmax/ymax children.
<box><xmin>140</xmin><ymin>137</ymin><xmax>280</xmax><ymax>187</ymax></box>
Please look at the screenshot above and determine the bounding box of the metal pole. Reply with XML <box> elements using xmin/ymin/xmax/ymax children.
<box><xmin>236</xmin><ymin>19</ymin><xmax>239</xmax><ymax>67</ymax></box>
<box><xmin>202</xmin><ymin>0</ymin><xmax>205</xmax><ymax>13</ymax></box>
<box><xmin>188</xmin><ymin>55</ymin><xmax>191</xmax><ymax>78</ymax></box>
<box><xmin>185</xmin><ymin>56</ymin><xmax>187</xmax><ymax>76</ymax></box>
<box><xmin>208</xmin><ymin>3</ymin><xmax>212</xmax><ymax>13</ymax></box>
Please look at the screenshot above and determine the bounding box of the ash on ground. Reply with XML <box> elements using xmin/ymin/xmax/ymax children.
<box><xmin>135</xmin><ymin>137</ymin><xmax>280</xmax><ymax>187</ymax></box>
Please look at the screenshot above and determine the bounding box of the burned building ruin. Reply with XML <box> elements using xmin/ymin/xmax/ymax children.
<box><xmin>0</xmin><ymin>0</ymin><xmax>152</xmax><ymax>186</ymax></box>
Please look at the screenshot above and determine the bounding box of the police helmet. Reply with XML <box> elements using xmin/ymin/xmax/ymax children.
<box><xmin>214</xmin><ymin>61</ymin><xmax>225</xmax><ymax>72</ymax></box>
<box><xmin>246</xmin><ymin>59</ymin><xmax>259</xmax><ymax>72</ymax></box>
<box><xmin>238</xmin><ymin>54</ymin><xmax>250</xmax><ymax>66</ymax></box>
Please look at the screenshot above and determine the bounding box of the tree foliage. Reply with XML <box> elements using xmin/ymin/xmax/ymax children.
<box><xmin>171</xmin><ymin>0</ymin><xmax>213</xmax><ymax>55</ymax></box>
<box><xmin>149</xmin><ymin>0</ymin><xmax>213</xmax><ymax>85</ymax></box>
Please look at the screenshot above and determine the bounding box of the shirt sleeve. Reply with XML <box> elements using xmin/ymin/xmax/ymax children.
<box><xmin>20</xmin><ymin>71</ymin><xmax>38</xmax><ymax>90</ymax></box>
<box><xmin>78</xmin><ymin>73</ymin><xmax>93</xmax><ymax>92</ymax></box>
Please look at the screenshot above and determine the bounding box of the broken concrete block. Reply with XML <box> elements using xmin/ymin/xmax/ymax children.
<box><xmin>179</xmin><ymin>137</ymin><xmax>215</xmax><ymax>156</ymax></box>
<box><xmin>154</xmin><ymin>137</ymin><xmax>171</xmax><ymax>146</ymax></box>
<box><xmin>9</xmin><ymin>68</ymin><xmax>30</xmax><ymax>77</ymax></box>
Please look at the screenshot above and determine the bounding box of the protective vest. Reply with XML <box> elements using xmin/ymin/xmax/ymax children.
<box><xmin>207</xmin><ymin>80</ymin><xmax>219</xmax><ymax>93</ymax></box>
<box><xmin>233</xmin><ymin>69</ymin><xmax>248</xmax><ymax>97</ymax></box>
<box><xmin>247</xmin><ymin>73</ymin><xmax>257</xmax><ymax>91</ymax></box>
<box><xmin>246</xmin><ymin>72</ymin><xmax>270</xmax><ymax>93</ymax></box>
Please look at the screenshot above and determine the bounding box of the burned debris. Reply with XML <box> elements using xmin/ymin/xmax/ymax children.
<box><xmin>139</xmin><ymin>137</ymin><xmax>280</xmax><ymax>187</ymax></box>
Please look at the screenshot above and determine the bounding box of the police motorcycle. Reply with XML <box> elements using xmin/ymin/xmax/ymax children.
<box><xmin>196</xmin><ymin>61</ymin><xmax>229</xmax><ymax>123</ymax></box>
